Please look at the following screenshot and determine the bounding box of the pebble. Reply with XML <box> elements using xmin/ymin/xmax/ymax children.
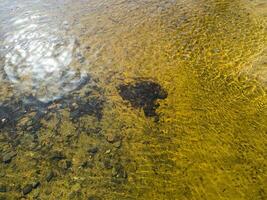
<box><xmin>113</xmin><ymin>140</ymin><xmax>121</xmax><ymax>148</ymax></box>
<box><xmin>87</xmin><ymin>146</ymin><xmax>99</xmax><ymax>155</ymax></box>
<box><xmin>0</xmin><ymin>185</ymin><xmax>7</xmax><ymax>193</ymax></box>
<box><xmin>106</xmin><ymin>134</ymin><xmax>117</xmax><ymax>143</ymax></box>
<box><xmin>32</xmin><ymin>181</ymin><xmax>40</xmax><ymax>189</ymax></box>
<box><xmin>59</xmin><ymin>160</ymin><xmax>72</xmax><ymax>170</ymax></box>
<box><xmin>50</xmin><ymin>151</ymin><xmax>65</xmax><ymax>161</ymax></box>
<box><xmin>2</xmin><ymin>151</ymin><xmax>17</xmax><ymax>163</ymax></box>
<box><xmin>103</xmin><ymin>159</ymin><xmax>112</xmax><ymax>169</ymax></box>
<box><xmin>112</xmin><ymin>164</ymin><xmax>127</xmax><ymax>179</ymax></box>
<box><xmin>46</xmin><ymin>170</ymin><xmax>55</xmax><ymax>182</ymax></box>
<box><xmin>88</xmin><ymin>195</ymin><xmax>101</xmax><ymax>200</ymax></box>
<box><xmin>22</xmin><ymin>184</ymin><xmax>32</xmax><ymax>195</ymax></box>
<box><xmin>105</xmin><ymin>149</ymin><xmax>111</xmax><ymax>154</ymax></box>
<box><xmin>80</xmin><ymin>160</ymin><xmax>94</xmax><ymax>168</ymax></box>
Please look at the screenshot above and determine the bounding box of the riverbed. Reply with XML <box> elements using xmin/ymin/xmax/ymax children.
<box><xmin>0</xmin><ymin>0</ymin><xmax>266</xmax><ymax>199</ymax></box>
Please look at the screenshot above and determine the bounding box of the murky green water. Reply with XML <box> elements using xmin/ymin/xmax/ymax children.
<box><xmin>0</xmin><ymin>0</ymin><xmax>266</xmax><ymax>199</ymax></box>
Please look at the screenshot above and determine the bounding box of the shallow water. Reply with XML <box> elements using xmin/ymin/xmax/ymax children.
<box><xmin>0</xmin><ymin>0</ymin><xmax>266</xmax><ymax>199</ymax></box>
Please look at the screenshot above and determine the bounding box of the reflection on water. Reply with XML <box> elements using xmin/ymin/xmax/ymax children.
<box><xmin>2</xmin><ymin>14</ymin><xmax>87</xmax><ymax>102</ymax></box>
<box><xmin>0</xmin><ymin>0</ymin><xmax>267</xmax><ymax>199</ymax></box>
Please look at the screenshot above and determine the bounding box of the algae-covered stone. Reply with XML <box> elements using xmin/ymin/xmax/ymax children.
<box><xmin>88</xmin><ymin>195</ymin><xmax>101</xmax><ymax>200</ymax></box>
<box><xmin>118</xmin><ymin>80</ymin><xmax>167</xmax><ymax>117</ymax></box>
<box><xmin>87</xmin><ymin>146</ymin><xmax>99</xmax><ymax>154</ymax></box>
<box><xmin>0</xmin><ymin>185</ymin><xmax>7</xmax><ymax>193</ymax></box>
<box><xmin>2</xmin><ymin>151</ymin><xmax>17</xmax><ymax>163</ymax></box>
<box><xmin>22</xmin><ymin>184</ymin><xmax>32</xmax><ymax>195</ymax></box>
<box><xmin>46</xmin><ymin>170</ymin><xmax>55</xmax><ymax>182</ymax></box>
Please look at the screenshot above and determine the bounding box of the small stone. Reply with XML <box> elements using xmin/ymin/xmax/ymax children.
<box><xmin>50</xmin><ymin>151</ymin><xmax>65</xmax><ymax>161</ymax></box>
<box><xmin>0</xmin><ymin>185</ymin><xmax>7</xmax><ymax>193</ymax></box>
<box><xmin>113</xmin><ymin>140</ymin><xmax>121</xmax><ymax>148</ymax></box>
<box><xmin>106</xmin><ymin>134</ymin><xmax>118</xmax><ymax>143</ymax></box>
<box><xmin>80</xmin><ymin>161</ymin><xmax>93</xmax><ymax>168</ymax></box>
<box><xmin>2</xmin><ymin>151</ymin><xmax>17</xmax><ymax>163</ymax></box>
<box><xmin>32</xmin><ymin>181</ymin><xmax>40</xmax><ymax>189</ymax></box>
<box><xmin>88</xmin><ymin>195</ymin><xmax>101</xmax><ymax>200</ymax></box>
<box><xmin>46</xmin><ymin>170</ymin><xmax>55</xmax><ymax>182</ymax></box>
<box><xmin>87</xmin><ymin>146</ymin><xmax>99</xmax><ymax>155</ymax></box>
<box><xmin>103</xmin><ymin>159</ymin><xmax>112</xmax><ymax>169</ymax></box>
<box><xmin>59</xmin><ymin>160</ymin><xmax>72</xmax><ymax>170</ymax></box>
<box><xmin>105</xmin><ymin>149</ymin><xmax>111</xmax><ymax>154</ymax></box>
<box><xmin>22</xmin><ymin>184</ymin><xmax>32</xmax><ymax>195</ymax></box>
<box><xmin>112</xmin><ymin>164</ymin><xmax>127</xmax><ymax>179</ymax></box>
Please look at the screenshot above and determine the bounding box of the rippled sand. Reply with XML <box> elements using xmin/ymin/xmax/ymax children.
<box><xmin>0</xmin><ymin>0</ymin><xmax>266</xmax><ymax>199</ymax></box>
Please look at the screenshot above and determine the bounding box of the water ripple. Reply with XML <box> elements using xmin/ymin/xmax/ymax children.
<box><xmin>2</xmin><ymin>14</ymin><xmax>87</xmax><ymax>103</ymax></box>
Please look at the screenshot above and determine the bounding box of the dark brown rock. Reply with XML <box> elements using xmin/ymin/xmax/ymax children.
<box><xmin>22</xmin><ymin>184</ymin><xmax>32</xmax><ymax>195</ymax></box>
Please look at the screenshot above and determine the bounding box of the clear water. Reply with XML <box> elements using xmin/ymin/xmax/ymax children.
<box><xmin>0</xmin><ymin>0</ymin><xmax>266</xmax><ymax>199</ymax></box>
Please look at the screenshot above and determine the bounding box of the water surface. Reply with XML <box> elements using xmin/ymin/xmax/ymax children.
<box><xmin>0</xmin><ymin>0</ymin><xmax>266</xmax><ymax>199</ymax></box>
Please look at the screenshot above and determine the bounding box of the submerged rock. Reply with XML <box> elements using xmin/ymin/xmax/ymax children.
<box><xmin>32</xmin><ymin>181</ymin><xmax>40</xmax><ymax>189</ymax></box>
<box><xmin>22</xmin><ymin>184</ymin><xmax>33</xmax><ymax>195</ymax></box>
<box><xmin>118</xmin><ymin>80</ymin><xmax>167</xmax><ymax>117</ymax></box>
<box><xmin>2</xmin><ymin>151</ymin><xmax>17</xmax><ymax>163</ymax></box>
<box><xmin>88</xmin><ymin>195</ymin><xmax>101</xmax><ymax>200</ymax></box>
<box><xmin>0</xmin><ymin>185</ymin><xmax>7</xmax><ymax>193</ymax></box>
<box><xmin>0</xmin><ymin>75</ymin><xmax>105</xmax><ymax>135</ymax></box>
<box><xmin>111</xmin><ymin>163</ymin><xmax>127</xmax><ymax>184</ymax></box>
<box><xmin>106</xmin><ymin>134</ymin><xmax>120</xmax><ymax>143</ymax></box>
<box><xmin>69</xmin><ymin>96</ymin><xmax>104</xmax><ymax>121</ymax></box>
<box><xmin>87</xmin><ymin>146</ymin><xmax>99</xmax><ymax>155</ymax></box>
<box><xmin>58</xmin><ymin>159</ymin><xmax>72</xmax><ymax>170</ymax></box>
<box><xmin>50</xmin><ymin>151</ymin><xmax>66</xmax><ymax>161</ymax></box>
<box><xmin>46</xmin><ymin>170</ymin><xmax>55</xmax><ymax>182</ymax></box>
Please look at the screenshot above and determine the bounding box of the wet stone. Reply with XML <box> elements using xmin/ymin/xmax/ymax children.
<box><xmin>103</xmin><ymin>159</ymin><xmax>113</xmax><ymax>169</ymax></box>
<box><xmin>32</xmin><ymin>181</ymin><xmax>40</xmax><ymax>189</ymax></box>
<box><xmin>2</xmin><ymin>151</ymin><xmax>17</xmax><ymax>163</ymax></box>
<box><xmin>106</xmin><ymin>134</ymin><xmax>119</xmax><ymax>143</ymax></box>
<box><xmin>22</xmin><ymin>184</ymin><xmax>32</xmax><ymax>195</ymax></box>
<box><xmin>0</xmin><ymin>76</ymin><xmax>104</xmax><ymax>133</ymax></box>
<box><xmin>88</xmin><ymin>195</ymin><xmax>101</xmax><ymax>200</ymax></box>
<box><xmin>0</xmin><ymin>185</ymin><xmax>7</xmax><ymax>193</ymax></box>
<box><xmin>80</xmin><ymin>160</ymin><xmax>94</xmax><ymax>168</ymax></box>
<box><xmin>118</xmin><ymin>80</ymin><xmax>167</xmax><ymax>117</ymax></box>
<box><xmin>46</xmin><ymin>170</ymin><xmax>55</xmax><ymax>182</ymax></box>
<box><xmin>113</xmin><ymin>140</ymin><xmax>122</xmax><ymax>148</ymax></box>
<box><xmin>69</xmin><ymin>96</ymin><xmax>104</xmax><ymax>121</ymax></box>
<box><xmin>58</xmin><ymin>160</ymin><xmax>72</xmax><ymax>170</ymax></box>
<box><xmin>50</xmin><ymin>151</ymin><xmax>66</xmax><ymax>161</ymax></box>
<box><xmin>111</xmin><ymin>163</ymin><xmax>127</xmax><ymax>179</ymax></box>
<box><xmin>87</xmin><ymin>146</ymin><xmax>99</xmax><ymax>155</ymax></box>
<box><xmin>0</xmin><ymin>105</ymin><xmax>16</xmax><ymax>129</ymax></box>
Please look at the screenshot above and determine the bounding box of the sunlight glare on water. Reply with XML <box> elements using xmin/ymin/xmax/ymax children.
<box><xmin>1</xmin><ymin>6</ymin><xmax>87</xmax><ymax>103</ymax></box>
